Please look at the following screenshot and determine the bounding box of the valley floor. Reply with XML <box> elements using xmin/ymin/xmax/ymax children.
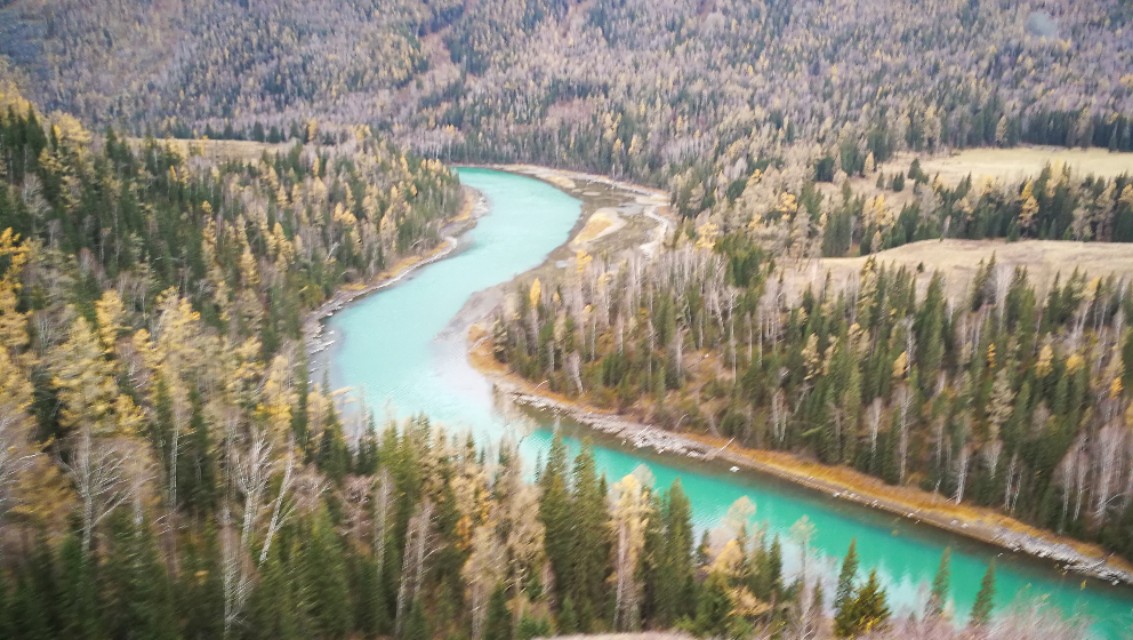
<box><xmin>461</xmin><ymin>165</ymin><xmax>1133</xmax><ymax>590</ymax></box>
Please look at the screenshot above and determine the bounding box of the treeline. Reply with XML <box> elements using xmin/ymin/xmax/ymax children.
<box><xmin>0</xmin><ymin>88</ymin><xmax>1089</xmax><ymax>638</ymax></box>
<box><xmin>492</xmin><ymin>242</ymin><xmax>1133</xmax><ymax>562</ymax></box>
<box><xmin>3</xmin><ymin>0</ymin><xmax>1131</xmax><ymax>197</ymax></box>
<box><xmin>0</xmin><ymin>91</ymin><xmax>459</xmax><ymax>344</ymax></box>
<box><xmin>4</xmin><ymin>416</ymin><xmax>1074</xmax><ymax>640</ymax></box>
<box><xmin>810</xmin><ymin>163</ymin><xmax>1133</xmax><ymax>258</ymax></box>
<box><xmin>0</xmin><ymin>87</ymin><xmax>470</xmax><ymax>637</ymax></box>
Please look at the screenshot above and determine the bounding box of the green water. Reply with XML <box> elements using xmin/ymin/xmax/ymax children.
<box><xmin>324</xmin><ymin>167</ymin><xmax>1133</xmax><ymax>638</ymax></box>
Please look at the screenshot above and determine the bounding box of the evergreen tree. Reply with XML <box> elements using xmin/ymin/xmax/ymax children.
<box><xmin>834</xmin><ymin>539</ymin><xmax>859</xmax><ymax>613</ymax></box>
<box><xmin>102</xmin><ymin>515</ymin><xmax>177</xmax><ymax>640</ymax></box>
<box><xmin>568</xmin><ymin>444</ymin><xmax>610</xmax><ymax>629</ymax></box>
<box><xmin>766</xmin><ymin>535</ymin><xmax>784</xmax><ymax>599</ymax></box>
<box><xmin>927</xmin><ymin>547</ymin><xmax>951</xmax><ymax>618</ymax></box>
<box><xmin>351</xmin><ymin>553</ymin><xmax>389</xmax><ymax>638</ymax></box>
<box><xmin>834</xmin><ymin>569</ymin><xmax>890</xmax><ymax>637</ymax></box>
<box><xmin>10</xmin><ymin>565</ymin><xmax>51</xmax><ymax>640</ymax></box>
<box><xmin>178</xmin><ymin>530</ymin><xmax>224</xmax><ymax>640</ymax></box>
<box><xmin>694</xmin><ymin>572</ymin><xmax>732</xmax><ymax>637</ymax></box>
<box><xmin>659</xmin><ymin>479</ymin><xmax>696</xmax><ymax>623</ymax></box>
<box><xmin>304</xmin><ymin>509</ymin><xmax>352</xmax><ymax>638</ymax></box>
<box><xmin>178</xmin><ymin>389</ymin><xmax>217</xmax><ymax>516</ymax></box>
<box><xmin>58</xmin><ymin>533</ymin><xmax>100</xmax><ymax>639</ymax></box>
<box><xmin>970</xmin><ymin>561</ymin><xmax>996</xmax><ymax>627</ymax></box>
<box><xmin>315</xmin><ymin>403</ymin><xmax>351</xmax><ymax>484</ymax></box>
<box><xmin>557</xmin><ymin>595</ymin><xmax>579</xmax><ymax>634</ymax></box>
<box><xmin>516</xmin><ymin>614</ymin><xmax>552</xmax><ymax>640</ymax></box>
<box><xmin>539</xmin><ymin>433</ymin><xmax>573</xmax><ymax>612</ymax></box>
<box><xmin>484</xmin><ymin>584</ymin><xmax>513</xmax><ymax>640</ymax></box>
<box><xmin>400</xmin><ymin>599</ymin><xmax>429</xmax><ymax>640</ymax></box>
<box><xmin>246</xmin><ymin>546</ymin><xmax>305</xmax><ymax>640</ymax></box>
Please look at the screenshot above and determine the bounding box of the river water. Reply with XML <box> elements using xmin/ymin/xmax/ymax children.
<box><xmin>324</xmin><ymin>167</ymin><xmax>1133</xmax><ymax>637</ymax></box>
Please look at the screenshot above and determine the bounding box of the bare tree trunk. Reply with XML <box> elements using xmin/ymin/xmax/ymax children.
<box><xmin>566</xmin><ymin>351</ymin><xmax>583</xmax><ymax>395</ymax></box>
<box><xmin>64</xmin><ymin>426</ymin><xmax>131</xmax><ymax>555</ymax></box>
<box><xmin>954</xmin><ymin>447</ymin><xmax>970</xmax><ymax>505</ymax></box>
<box><xmin>395</xmin><ymin>500</ymin><xmax>435</xmax><ymax>635</ymax></box>
<box><xmin>867</xmin><ymin>398</ymin><xmax>883</xmax><ymax>462</ymax></box>
<box><xmin>897</xmin><ymin>385</ymin><xmax>913</xmax><ymax>484</ymax></box>
<box><xmin>258</xmin><ymin>438</ymin><xmax>297</xmax><ymax>566</ymax></box>
<box><xmin>374</xmin><ymin>470</ymin><xmax>392</xmax><ymax>573</ymax></box>
<box><xmin>1092</xmin><ymin>423</ymin><xmax>1126</xmax><ymax>525</ymax></box>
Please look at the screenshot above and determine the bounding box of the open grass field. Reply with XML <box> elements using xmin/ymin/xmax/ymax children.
<box><xmin>880</xmin><ymin>147</ymin><xmax>1133</xmax><ymax>186</ymax></box>
<box><xmin>782</xmin><ymin>239</ymin><xmax>1133</xmax><ymax>303</ymax></box>
<box><xmin>127</xmin><ymin>137</ymin><xmax>292</xmax><ymax>163</ymax></box>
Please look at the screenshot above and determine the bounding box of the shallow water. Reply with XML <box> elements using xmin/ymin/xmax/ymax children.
<box><xmin>325</xmin><ymin>167</ymin><xmax>1133</xmax><ymax>638</ymax></box>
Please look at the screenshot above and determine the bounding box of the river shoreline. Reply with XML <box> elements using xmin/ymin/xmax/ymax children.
<box><xmin>458</xmin><ymin>167</ymin><xmax>1133</xmax><ymax>590</ymax></box>
<box><xmin>303</xmin><ymin>162</ymin><xmax>1133</xmax><ymax>590</ymax></box>
<box><xmin>303</xmin><ymin>185</ymin><xmax>486</xmax><ymax>358</ymax></box>
<box><xmin>470</xmin><ymin>336</ymin><xmax>1133</xmax><ymax>588</ymax></box>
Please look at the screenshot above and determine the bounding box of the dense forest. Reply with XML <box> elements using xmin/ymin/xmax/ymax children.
<box><xmin>2</xmin><ymin>0</ymin><xmax>1132</xmax><ymax>189</ymax></box>
<box><xmin>0</xmin><ymin>82</ymin><xmax>1097</xmax><ymax>638</ymax></box>
<box><xmin>0</xmin><ymin>87</ymin><xmax>1087</xmax><ymax>640</ymax></box>
<box><xmin>492</xmin><ymin>228</ymin><xmax>1133</xmax><ymax>563</ymax></box>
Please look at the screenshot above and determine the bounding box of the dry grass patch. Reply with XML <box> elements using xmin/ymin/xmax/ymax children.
<box><xmin>571</xmin><ymin>209</ymin><xmax>624</xmax><ymax>247</ymax></box>
<box><xmin>128</xmin><ymin>137</ymin><xmax>291</xmax><ymax>163</ymax></box>
<box><xmin>880</xmin><ymin>147</ymin><xmax>1133</xmax><ymax>187</ymax></box>
<box><xmin>780</xmin><ymin>239</ymin><xmax>1133</xmax><ymax>303</ymax></box>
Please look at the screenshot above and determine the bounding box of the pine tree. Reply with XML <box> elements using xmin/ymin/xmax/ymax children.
<box><xmin>557</xmin><ymin>595</ymin><xmax>579</xmax><ymax>634</ymax></box>
<box><xmin>568</xmin><ymin>444</ymin><xmax>610</xmax><ymax>630</ymax></box>
<box><xmin>400</xmin><ymin>599</ymin><xmax>429</xmax><ymax>640</ymax></box>
<box><xmin>653</xmin><ymin>479</ymin><xmax>695</xmax><ymax>625</ymax></box>
<box><xmin>694</xmin><ymin>572</ymin><xmax>733</xmax><ymax>637</ymax></box>
<box><xmin>970</xmin><ymin>561</ymin><xmax>996</xmax><ymax>627</ymax></box>
<box><xmin>178</xmin><ymin>389</ymin><xmax>216</xmax><ymax>516</ymax></box>
<box><xmin>834</xmin><ymin>569</ymin><xmax>890</xmax><ymax>637</ymax></box>
<box><xmin>516</xmin><ymin>614</ymin><xmax>552</xmax><ymax>640</ymax></box>
<box><xmin>315</xmin><ymin>403</ymin><xmax>350</xmax><ymax>484</ymax></box>
<box><xmin>57</xmin><ymin>533</ymin><xmax>99</xmax><ymax>639</ymax></box>
<box><xmin>305</xmin><ymin>509</ymin><xmax>352</xmax><ymax>638</ymax></box>
<box><xmin>178</xmin><ymin>529</ymin><xmax>224</xmax><ymax>640</ymax></box>
<box><xmin>484</xmin><ymin>584</ymin><xmax>513</xmax><ymax>640</ymax></box>
<box><xmin>539</xmin><ymin>433</ymin><xmax>573</xmax><ymax>611</ymax></box>
<box><xmin>351</xmin><ymin>553</ymin><xmax>389</xmax><ymax>638</ymax></box>
<box><xmin>927</xmin><ymin>547</ymin><xmax>951</xmax><ymax>618</ymax></box>
<box><xmin>766</xmin><ymin>535</ymin><xmax>784</xmax><ymax>599</ymax></box>
<box><xmin>834</xmin><ymin>539</ymin><xmax>859</xmax><ymax>613</ymax></box>
<box><xmin>247</xmin><ymin>546</ymin><xmax>304</xmax><ymax>640</ymax></box>
<box><xmin>102</xmin><ymin>515</ymin><xmax>177</xmax><ymax>640</ymax></box>
<box><xmin>10</xmin><ymin>564</ymin><xmax>51</xmax><ymax>640</ymax></box>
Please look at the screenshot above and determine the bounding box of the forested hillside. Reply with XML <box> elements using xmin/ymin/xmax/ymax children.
<box><xmin>2</xmin><ymin>0</ymin><xmax>1132</xmax><ymax>179</ymax></box>
<box><xmin>5</xmin><ymin>0</ymin><xmax>1132</xmax><ymax>258</ymax></box>
<box><xmin>492</xmin><ymin>227</ymin><xmax>1133</xmax><ymax>563</ymax></box>
<box><xmin>0</xmin><ymin>90</ymin><xmax>1084</xmax><ymax>640</ymax></box>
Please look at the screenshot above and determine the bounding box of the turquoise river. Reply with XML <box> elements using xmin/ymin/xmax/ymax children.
<box><xmin>323</xmin><ymin>167</ymin><xmax>1133</xmax><ymax>638</ymax></box>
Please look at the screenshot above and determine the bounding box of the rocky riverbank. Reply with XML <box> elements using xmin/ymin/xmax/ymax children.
<box><xmin>460</xmin><ymin>166</ymin><xmax>1133</xmax><ymax>591</ymax></box>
